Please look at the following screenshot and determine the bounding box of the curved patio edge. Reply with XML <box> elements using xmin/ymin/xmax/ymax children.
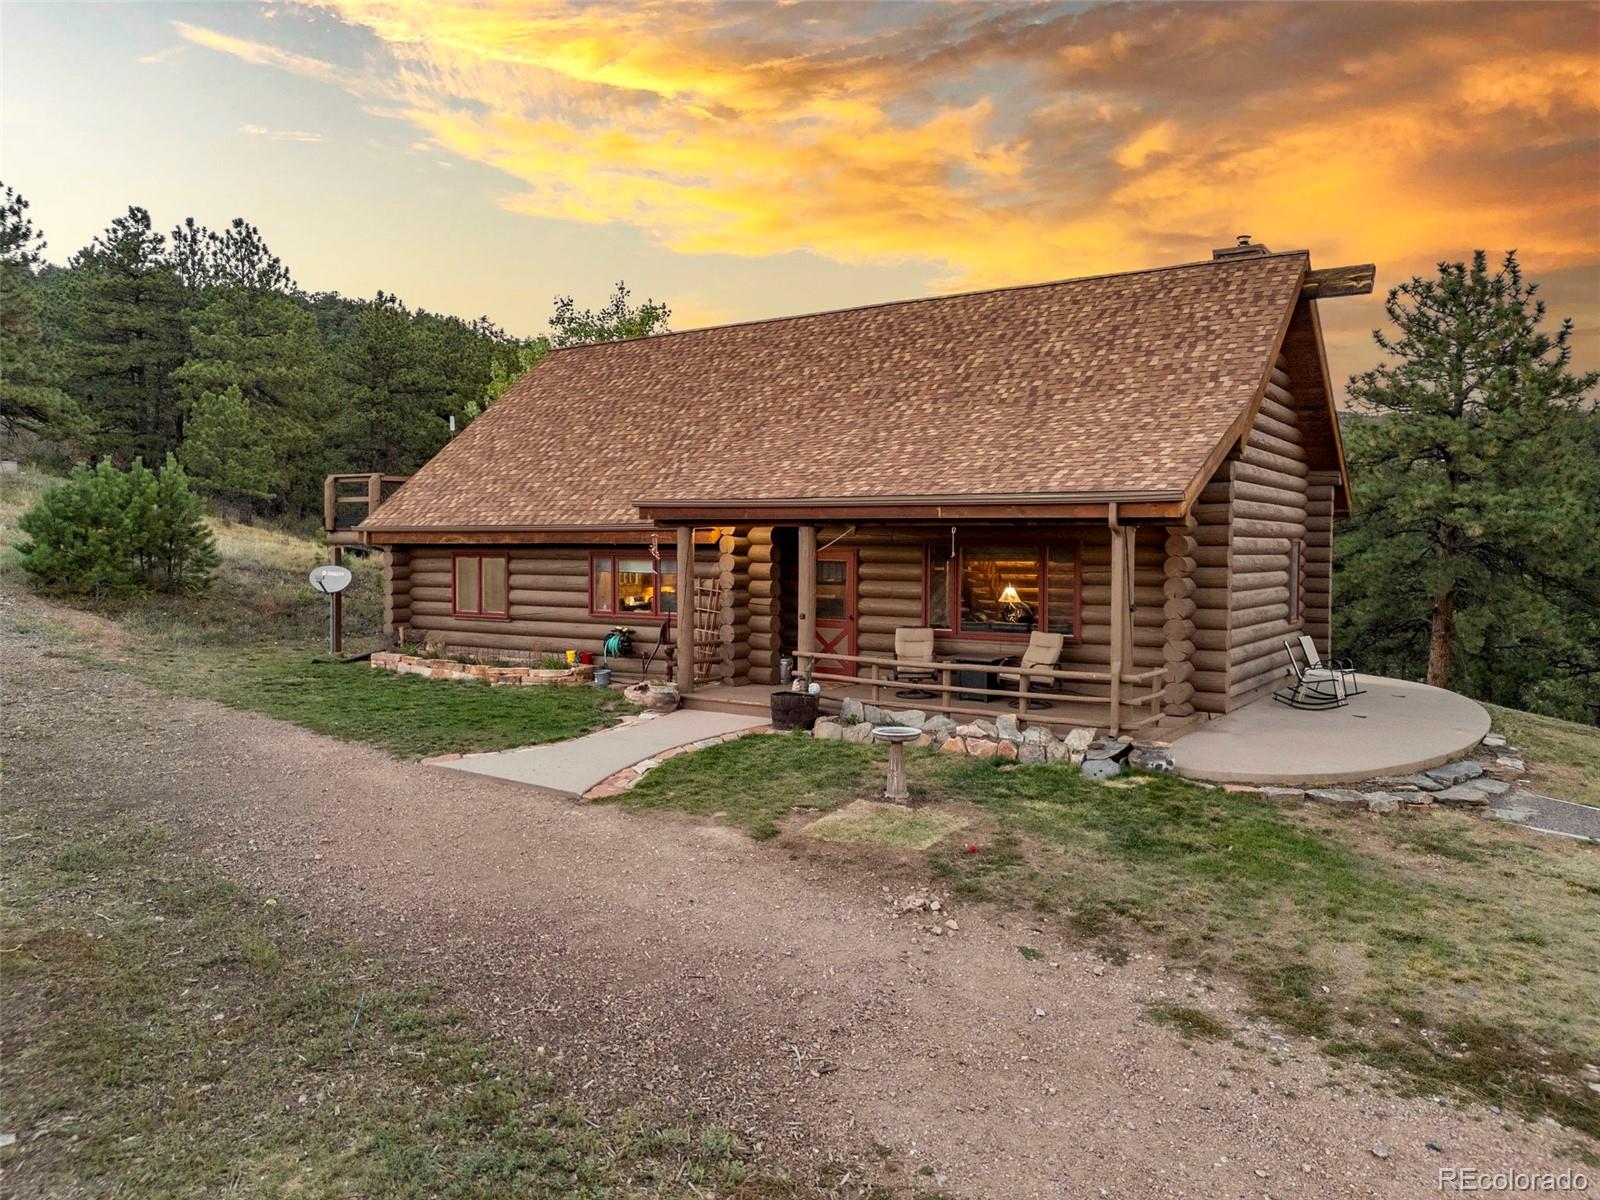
<box><xmin>1168</xmin><ymin>675</ymin><xmax>1492</xmax><ymax>787</ymax></box>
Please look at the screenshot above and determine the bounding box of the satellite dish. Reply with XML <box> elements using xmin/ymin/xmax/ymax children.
<box><xmin>309</xmin><ymin>564</ymin><xmax>353</xmax><ymax>594</ymax></box>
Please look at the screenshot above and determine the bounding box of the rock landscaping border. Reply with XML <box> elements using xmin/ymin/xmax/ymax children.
<box><xmin>582</xmin><ymin>724</ymin><xmax>776</xmax><ymax>799</ymax></box>
<box><xmin>372</xmin><ymin>650</ymin><xmax>589</xmax><ymax>687</ymax></box>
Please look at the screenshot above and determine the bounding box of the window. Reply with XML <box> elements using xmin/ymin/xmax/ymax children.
<box><xmin>590</xmin><ymin>552</ymin><xmax>676</xmax><ymax>617</ymax></box>
<box><xmin>926</xmin><ymin>542</ymin><xmax>1078</xmax><ymax>640</ymax></box>
<box><xmin>452</xmin><ymin>553</ymin><xmax>508</xmax><ymax>618</ymax></box>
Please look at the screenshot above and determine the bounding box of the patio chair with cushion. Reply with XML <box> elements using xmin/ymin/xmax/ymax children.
<box><xmin>1273</xmin><ymin>640</ymin><xmax>1348</xmax><ymax>709</ymax></box>
<box><xmin>891</xmin><ymin>626</ymin><xmax>939</xmax><ymax>699</ymax></box>
<box><xmin>1298</xmin><ymin>634</ymin><xmax>1362</xmax><ymax>697</ymax></box>
<box><xmin>997</xmin><ymin>631</ymin><xmax>1066</xmax><ymax>709</ymax></box>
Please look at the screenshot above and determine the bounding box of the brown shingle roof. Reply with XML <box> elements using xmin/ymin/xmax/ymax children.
<box><xmin>363</xmin><ymin>251</ymin><xmax>1308</xmax><ymax>531</ymax></box>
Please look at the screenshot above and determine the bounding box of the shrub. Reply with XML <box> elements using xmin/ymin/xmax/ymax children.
<box><xmin>16</xmin><ymin>455</ymin><xmax>219</xmax><ymax>595</ymax></box>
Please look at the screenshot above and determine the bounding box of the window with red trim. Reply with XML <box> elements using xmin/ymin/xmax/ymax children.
<box><xmin>590</xmin><ymin>552</ymin><xmax>677</xmax><ymax>617</ymax></box>
<box><xmin>453</xmin><ymin>553</ymin><xmax>509</xmax><ymax>618</ymax></box>
<box><xmin>925</xmin><ymin>542</ymin><xmax>1079</xmax><ymax>640</ymax></box>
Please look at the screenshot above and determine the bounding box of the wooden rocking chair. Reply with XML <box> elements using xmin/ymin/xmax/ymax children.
<box><xmin>1273</xmin><ymin>640</ymin><xmax>1348</xmax><ymax>709</ymax></box>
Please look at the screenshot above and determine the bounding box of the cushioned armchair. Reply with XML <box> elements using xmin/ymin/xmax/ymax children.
<box><xmin>997</xmin><ymin>631</ymin><xmax>1066</xmax><ymax>709</ymax></box>
<box><xmin>892</xmin><ymin>626</ymin><xmax>938</xmax><ymax>699</ymax></box>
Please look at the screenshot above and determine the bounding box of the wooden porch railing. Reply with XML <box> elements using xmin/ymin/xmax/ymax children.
<box><xmin>793</xmin><ymin>650</ymin><xmax>1167</xmax><ymax>736</ymax></box>
<box><xmin>323</xmin><ymin>473</ymin><xmax>410</xmax><ymax>542</ymax></box>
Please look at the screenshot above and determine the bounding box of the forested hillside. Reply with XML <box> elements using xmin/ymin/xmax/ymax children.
<box><xmin>0</xmin><ymin>184</ymin><xmax>667</xmax><ymax>522</ymax></box>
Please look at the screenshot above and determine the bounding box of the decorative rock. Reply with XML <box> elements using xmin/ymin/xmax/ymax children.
<box><xmin>842</xmin><ymin>722</ymin><xmax>874</xmax><ymax>744</ymax></box>
<box><xmin>1021</xmin><ymin>726</ymin><xmax>1052</xmax><ymax>745</ymax></box>
<box><xmin>1490</xmin><ymin>756</ymin><xmax>1526</xmax><ymax>777</ymax></box>
<box><xmin>1481</xmin><ymin>733</ymin><xmax>1508</xmax><ymax>748</ymax></box>
<box><xmin>889</xmin><ymin>709</ymin><xmax>927</xmax><ymax>727</ymax></box>
<box><xmin>922</xmin><ymin>715</ymin><xmax>957</xmax><ymax>737</ymax></box>
<box><xmin>1260</xmin><ymin>786</ymin><xmax>1306</xmax><ymax>804</ymax></box>
<box><xmin>1062</xmin><ymin>727</ymin><xmax>1095</xmax><ymax>755</ymax></box>
<box><xmin>861</xmin><ymin>704</ymin><xmax>886</xmax><ymax>725</ymax></box>
<box><xmin>1046</xmin><ymin>740</ymin><xmax>1074</xmax><ymax>764</ymax></box>
<box><xmin>813</xmin><ymin>718</ymin><xmax>844</xmax><ymax>740</ymax></box>
<box><xmin>954</xmin><ymin>722</ymin><xmax>988</xmax><ymax>739</ymax></box>
<box><xmin>1434</xmin><ymin>785</ymin><xmax>1490</xmax><ymax>807</ymax></box>
<box><xmin>940</xmin><ymin>737</ymin><xmax>968</xmax><ymax>755</ymax></box>
<box><xmin>994</xmin><ymin>713</ymin><xmax>1022</xmax><ymax>742</ymax></box>
<box><xmin>1019</xmin><ymin>742</ymin><xmax>1048</xmax><ymax>765</ymax></box>
<box><xmin>840</xmin><ymin>698</ymin><xmax>865</xmax><ymax>721</ymax></box>
<box><xmin>1129</xmin><ymin>745</ymin><xmax>1175</xmax><ymax>773</ymax></box>
<box><xmin>1388</xmin><ymin>773</ymin><xmax>1444</xmax><ymax>792</ymax></box>
<box><xmin>1365</xmin><ymin>793</ymin><xmax>1401</xmax><ymax>814</ymax></box>
<box><xmin>1082</xmin><ymin>757</ymin><xmax>1121</xmax><ymax>781</ymax></box>
<box><xmin>966</xmin><ymin>738</ymin><xmax>1001</xmax><ymax>759</ymax></box>
<box><xmin>1464</xmin><ymin>777</ymin><xmax>1511</xmax><ymax>797</ymax></box>
<box><xmin>913</xmin><ymin>733</ymin><xmax>935</xmax><ymax>748</ymax></box>
<box><xmin>1306</xmin><ymin>789</ymin><xmax>1364</xmax><ymax>809</ymax></box>
<box><xmin>1425</xmin><ymin>760</ymin><xmax>1485</xmax><ymax>786</ymax></box>
<box><xmin>995</xmin><ymin>740</ymin><xmax>1020</xmax><ymax>761</ymax></box>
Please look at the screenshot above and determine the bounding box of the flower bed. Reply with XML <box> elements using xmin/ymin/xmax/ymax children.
<box><xmin>371</xmin><ymin>650</ymin><xmax>589</xmax><ymax>687</ymax></box>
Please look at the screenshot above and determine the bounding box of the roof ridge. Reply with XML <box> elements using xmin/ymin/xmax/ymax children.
<box><xmin>546</xmin><ymin>248</ymin><xmax>1312</xmax><ymax>355</ymax></box>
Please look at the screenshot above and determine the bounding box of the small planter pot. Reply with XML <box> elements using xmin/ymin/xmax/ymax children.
<box><xmin>770</xmin><ymin>690</ymin><xmax>820</xmax><ymax>731</ymax></box>
<box><xmin>593</xmin><ymin>666</ymin><xmax>613</xmax><ymax>687</ymax></box>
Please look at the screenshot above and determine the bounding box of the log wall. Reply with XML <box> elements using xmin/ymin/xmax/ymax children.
<box><xmin>392</xmin><ymin>545</ymin><xmax>716</xmax><ymax>683</ymax></box>
<box><xmin>746</xmin><ymin>526</ymin><xmax>781</xmax><ymax>684</ymax></box>
<box><xmin>385</xmin><ymin>547</ymin><xmax>412</xmax><ymax>635</ymax></box>
<box><xmin>1221</xmin><ymin>354</ymin><xmax>1311</xmax><ymax>708</ymax></box>
<box><xmin>1304</xmin><ymin>472</ymin><xmax>1337</xmax><ymax>658</ymax></box>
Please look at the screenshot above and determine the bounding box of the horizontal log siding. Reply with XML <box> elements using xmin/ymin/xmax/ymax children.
<box><xmin>1189</xmin><ymin>466</ymin><xmax>1232</xmax><ymax>714</ymax></box>
<box><xmin>394</xmin><ymin>545</ymin><xmax>717</xmax><ymax>682</ymax></box>
<box><xmin>1222</xmin><ymin>354</ymin><xmax>1310</xmax><ymax>708</ymax></box>
<box><xmin>719</xmin><ymin>530</ymin><xmax>753</xmax><ymax>683</ymax></box>
<box><xmin>385</xmin><ymin>548</ymin><xmax>412</xmax><ymax>636</ymax></box>
<box><xmin>1304</xmin><ymin>472</ymin><xmax>1337</xmax><ymax>659</ymax></box>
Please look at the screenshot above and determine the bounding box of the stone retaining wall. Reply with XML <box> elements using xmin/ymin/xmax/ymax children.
<box><xmin>371</xmin><ymin>651</ymin><xmax>587</xmax><ymax>687</ymax></box>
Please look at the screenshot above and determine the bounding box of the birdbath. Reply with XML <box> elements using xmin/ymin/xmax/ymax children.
<box><xmin>871</xmin><ymin>725</ymin><xmax>922</xmax><ymax>803</ymax></box>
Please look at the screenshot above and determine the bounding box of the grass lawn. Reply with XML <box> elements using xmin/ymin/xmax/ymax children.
<box><xmin>1</xmin><ymin>467</ymin><xmax>632</xmax><ymax>759</ymax></box>
<box><xmin>610</xmin><ymin>734</ymin><xmax>1600</xmax><ymax>1144</ymax></box>
<box><xmin>1486</xmin><ymin>703</ymin><xmax>1600</xmax><ymax>809</ymax></box>
<box><xmin>0</xmin><ymin>791</ymin><xmax>802</xmax><ymax>1198</ymax></box>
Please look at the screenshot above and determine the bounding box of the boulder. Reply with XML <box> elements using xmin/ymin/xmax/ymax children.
<box><xmin>889</xmin><ymin>709</ymin><xmax>927</xmax><ymax>728</ymax></box>
<box><xmin>940</xmin><ymin>737</ymin><xmax>968</xmax><ymax>755</ymax></box>
<box><xmin>1364</xmin><ymin>793</ymin><xmax>1401</xmax><ymax>814</ymax></box>
<box><xmin>966</xmin><ymin>738</ymin><xmax>1001</xmax><ymax>759</ymax></box>
<box><xmin>1082</xmin><ymin>757</ymin><xmax>1121</xmax><ymax>781</ymax></box>
<box><xmin>842</xmin><ymin>722</ymin><xmax>874</xmax><ymax>744</ymax></box>
<box><xmin>994</xmin><ymin>713</ymin><xmax>1022</xmax><ymax>742</ymax></box>
<box><xmin>953</xmin><ymin>722</ymin><xmax>989</xmax><ymax>739</ymax></box>
<box><xmin>922</xmin><ymin>715</ymin><xmax>957</xmax><ymax>737</ymax></box>
<box><xmin>1019</xmin><ymin>742</ymin><xmax>1049</xmax><ymax>765</ymax></box>
<box><xmin>1021</xmin><ymin>725</ymin><xmax>1053</xmax><ymax>745</ymax></box>
<box><xmin>1434</xmin><ymin>785</ymin><xmax>1490</xmax><ymax>808</ymax></box>
<box><xmin>813</xmin><ymin>718</ymin><xmax>844</xmax><ymax>740</ymax></box>
<box><xmin>1425</xmin><ymin>760</ymin><xmax>1485</xmax><ymax>786</ymax></box>
<box><xmin>1062</xmin><ymin>727</ymin><xmax>1096</xmax><ymax>755</ymax></box>
<box><xmin>861</xmin><ymin>704</ymin><xmax>886</xmax><ymax>725</ymax></box>
<box><xmin>840</xmin><ymin>698</ymin><xmax>865</xmax><ymax>722</ymax></box>
<box><xmin>1260</xmin><ymin>786</ymin><xmax>1306</xmax><ymax>804</ymax></box>
<box><xmin>1306</xmin><ymin>789</ymin><xmax>1364</xmax><ymax>809</ymax></box>
<box><xmin>1046</xmin><ymin>740</ymin><xmax>1075</xmax><ymax>764</ymax></box>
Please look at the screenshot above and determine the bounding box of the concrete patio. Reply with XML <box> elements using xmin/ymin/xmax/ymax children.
<box><xmin>1168</xmin><ymin>675</ymin><xmax>1492</xmax><ymax>786</ymax></box>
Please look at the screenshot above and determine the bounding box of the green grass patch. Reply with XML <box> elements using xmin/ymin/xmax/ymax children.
<box><xmin>1485</xmin><ymin>703</ymin><xmax>1600</xmax><ymax>809</ymax></box>
<box><xmin>135</xmin><ymin>647</ymin><xmax>631</xmax><ymax>759</ymax></box>
<box><xmin>0</xmin><ymin>795</ymin><xmax>805</xmax><ymax>1198</ymax></box>
<box><xmin>605</xmin><ymin>732</ymin><xmax>877</xmax><ymax>838</ymax></box>
<box><xmin>1146</xmin><ymin>1004</ymin><xmax>1233</xmax><ymax>1042</ymax></box>
<box><xmin>623</xmin><ymin>737</ymin><xmax>1600</xmax><ymax>1138</ymax></box>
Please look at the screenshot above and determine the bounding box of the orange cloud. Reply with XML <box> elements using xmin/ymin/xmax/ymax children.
<box><xmin>187</xmin><ymin>0</ymin><xmax>1600</xmax><ymax>372</ymax></box>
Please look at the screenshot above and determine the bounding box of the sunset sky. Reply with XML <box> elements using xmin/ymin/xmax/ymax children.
<box><xmin>4</xmin><ymin>1</ymin><xmax>1598</xmax><ymax>390</ymax></box>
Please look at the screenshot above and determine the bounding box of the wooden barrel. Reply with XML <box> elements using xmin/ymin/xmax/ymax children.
<box><xmin>770</xmin><ymin>690</ymin><xmax>820</xmax><ymax>731</ymax></box>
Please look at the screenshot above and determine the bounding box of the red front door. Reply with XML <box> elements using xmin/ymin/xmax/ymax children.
<box><xmin>814</xmin><ymin>549</ymin><xmax>858</xmax><ymax>677</ymax></box>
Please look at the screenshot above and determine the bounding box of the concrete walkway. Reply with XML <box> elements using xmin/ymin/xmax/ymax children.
<box><xmin>431</xmin><ymin>709</ymin><xmax>767</xmax><ymax>796</ymax></box>
<box><xmin>1170</xmin><ymin>675</ymin><xmax>1491</xmax><ymax>785</ymax></box>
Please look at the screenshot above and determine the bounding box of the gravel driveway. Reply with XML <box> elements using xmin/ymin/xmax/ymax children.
<box><xmin>3</xmin><ymin>618</ymin><xmax>1587</xmax><ymax>1198</ymax></box>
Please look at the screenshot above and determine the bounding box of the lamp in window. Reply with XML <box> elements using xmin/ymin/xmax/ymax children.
<box><xmin>998</xmin><ymin>584</ymin><xmax>1027</xmax><ymax>624</ymax></box>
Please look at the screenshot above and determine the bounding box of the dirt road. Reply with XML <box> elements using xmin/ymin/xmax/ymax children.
<box><xmin>2</xmin><ymin>620</ymin><xmax>1585</xmax><ymax>1198</ymax></box>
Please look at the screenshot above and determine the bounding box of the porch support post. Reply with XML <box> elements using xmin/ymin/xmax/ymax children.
<box><xmin>675</xmin><ymin>524</ymin><xmax>695</xmax><ymax>695</ymax></box>
<box><xmin>797</xmin><ymin>524</ymin><xmax>818</xmax><ymax>675</ymax></box>
<box><xmin>1108</xmin><ymin>508</ymin><xmax>1127</xmax><ymax>736</ymax></box>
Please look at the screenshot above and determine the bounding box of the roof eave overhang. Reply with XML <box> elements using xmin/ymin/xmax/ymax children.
<box><xmin>359</xmin><ymin>523</ymin><xmax>718</xmax><ymax>547</ymax></box>
<box><xmin>634</xmin><ymin>490</ymin><xmax>1187</xmax><ymax>523</ymax></box>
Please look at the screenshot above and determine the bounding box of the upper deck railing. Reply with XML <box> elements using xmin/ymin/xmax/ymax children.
<box><xmin>323</xmin><ymin>473</ymin><xmax>409</xmax><ymax>542</ymax></box>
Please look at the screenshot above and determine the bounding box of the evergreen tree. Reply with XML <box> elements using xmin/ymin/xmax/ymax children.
<box><xmin>179</xmin><ymin>385</ymin><xmax>278</xmax><ymax>511</ymax></box>
<box><xmin>1335</xmin><ymin>251</ymin><xmax>1600</xmax><ymax>721</ymax></box>
<box><xmin>145</xmin><ymin>453</ymin><xmax>220</xmax><ymax>591</ymax></box>
<box><xmin>0</xmin><ymin>184</ymin><xmax>84</xmax><ymax>445</ymax></box>
<box><xmin>332</xmin><ymin>292</ymin><xmax>452</xmax><ymax>475</ymax></box>
<box><xmin>65</xmin><ymin>207</ymin><xmax>189</xmax><ymax>463</ymax></box>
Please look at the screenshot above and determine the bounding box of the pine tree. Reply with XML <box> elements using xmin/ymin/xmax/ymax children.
<box><xmin>179</xmin><ymin>385</ymin><xmax>278</xmax><ymax>511</ymax></box>
<box><xmin>1335</xmin><ymin>251</ymin><xmax>1600</xmax><ymax>719</ymax></box>
<box><xmin>65</xmin><ymin>208</ymin><xmax>189</xmax><ymax>463</ymax></box>
<box><xmin>0</xmin><ymin>184</ymin><xmax>85</xmax><ymax>446</ymax></box>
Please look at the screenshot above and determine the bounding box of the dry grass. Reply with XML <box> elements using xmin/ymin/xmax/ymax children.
<box><xmin>802</xmin><ymin>800</ymin><xmax>971</xmax><ymax>850</ymax></box>
<box><xmin>1485</xmin><ymin>704</ymin><xmax>1600</xmax><ymax>809</ymax></box>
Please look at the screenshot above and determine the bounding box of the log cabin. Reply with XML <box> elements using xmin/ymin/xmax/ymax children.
<box><xmin>329</xmin><ymin>241</ymin><xmax>1373</xmax><ymax>736</ymax></box>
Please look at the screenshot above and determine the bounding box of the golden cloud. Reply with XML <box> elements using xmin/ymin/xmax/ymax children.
<box><xmin>193</xmin><ymin>1</ymin><xmax>1600</xmax><ymax>314</ymax></box>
